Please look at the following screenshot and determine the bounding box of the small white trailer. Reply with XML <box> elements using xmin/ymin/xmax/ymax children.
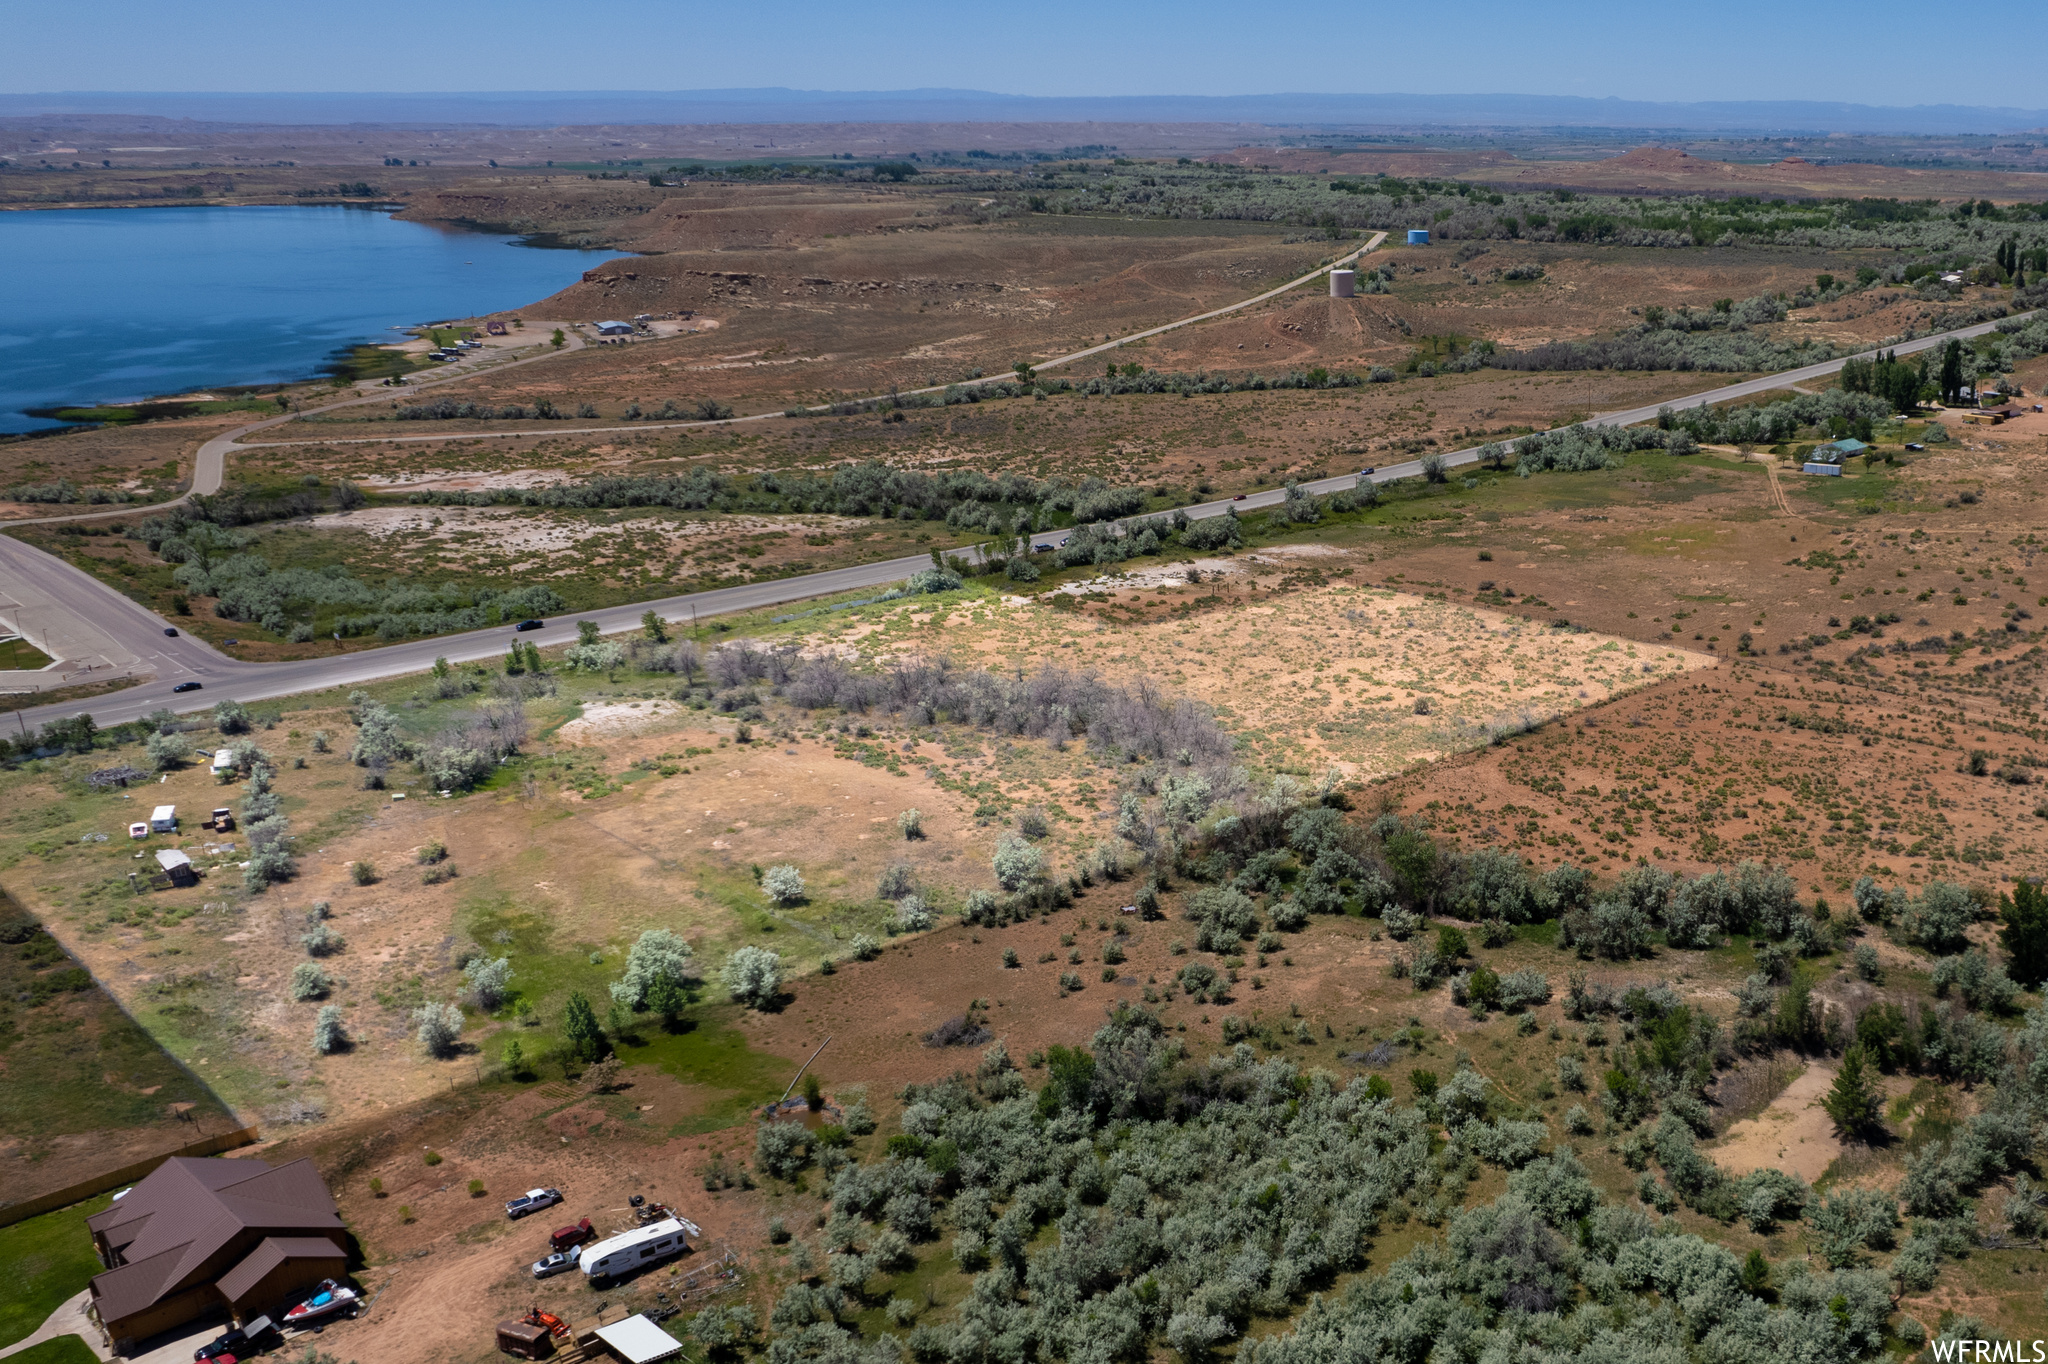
<box><xmin>149</xmin><ymin>804</ymin><xmax>177</xmax><ymax>833</ymax></box>
<box><xmin>580</xmin><ymin>1215</ymin><xmax>701</xmax><ymax>1281</ymax></box>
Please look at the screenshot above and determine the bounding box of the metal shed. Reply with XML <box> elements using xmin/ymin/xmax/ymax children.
<box><xmin>592</xmin><ymin>1315</ymin><xmax>683</xmax><ymax>1363</ymax></box>
<box><xmin>155</xmin><ymin>849</ymin><xmax>198</xmax><ymax>887</ymax></box>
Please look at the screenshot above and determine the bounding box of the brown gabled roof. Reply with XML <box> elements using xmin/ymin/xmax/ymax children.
<box><xmin>88</xmin><ymin>1158</ymin><xmax>342</xmax><ymax>1326</ymax></box>
<box><xmin>215</xmin><ymin>1236</ymin><xmax>347</xmax><ymax>1305</ymax></box>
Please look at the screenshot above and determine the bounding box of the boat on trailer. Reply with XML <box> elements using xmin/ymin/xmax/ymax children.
<box><xmin>283</xmin><ymin>1279</ymin><xmax>358</xmax><ymax>1326</ymax></box>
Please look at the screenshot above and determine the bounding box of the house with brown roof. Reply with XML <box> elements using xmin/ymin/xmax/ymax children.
<box><xmin>87</xmin><ymin>1156</ymin><xmax>348</xmax><ymax>1352</ymax></box>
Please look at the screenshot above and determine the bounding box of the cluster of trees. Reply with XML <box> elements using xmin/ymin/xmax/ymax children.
<box><xmin>1002</xmin><ymin>164</ymin><xmax>2048</xmax><ymax>257</ymax></box>
<box><xmin>797</xmin><ymin>365</ymin><xmax>1365</xmax><ymax>422</ymax></box>
<box><xmin>394</xmin><ymin>396</ymin><xmax>739</xmax><ymax>423</ymax></box>
<box><xmin>610</xmin><ymin>928</ymin><xmax>696</xmax><ymax>1024</ymax></box>
<box><xmin>949</xmin><ymin>482</ymin><xmax>1378</xmax><ymax>581</ymax></box>
<box><xmin>135</xmin><ymin>514</ymin><xmax>560</xmax><ymax>641</ymax></box>
<box><xmin>220</xmin><ymin>734</ymin><xmax>296</xmax><ymax>893</ymax></box>
<box><xmin>1013</xmin><ymin>165</ymin><xmax>1697</xmax><ymax>246</ymax></box>
<box><xmin>733</xmin><ymin>980</ymin><xmax>1996</xmax><ymax>1364</ymax></box>
<box><xmin>1839</xmin><ymin>349</ymin><xmax>1931</xmax><ymax>414</ymax></box>
<box><xmin>346</xmin><ymin>688</ymin><xmax>528</xmax><ymax>793</ymax></box>
<box><xmin>1658</xmin><ymin>387</ymin><xmax>1895</xmax><ymax>448</ymax></box>
<box><xmin>951</xmin><ymin>753</ymin><xmax>2042</xmax><ymax>1108</ymax></box>
<box><xmin>395</xmin><ymin>397</ymin><xmax>578</xmax><ymax>421</ymax></box>
<box><xmin>1477</xmin><ymin>423</ymin><xmax>1695</xmax><ymax>477</ymax></box>
<box><xmin>774</xmin><ymin>653</ymin><xmax>1237</xmax><ymax>777</ymax></box>
<box><xmin>2</xmin><ymin>478</ymin><xmax>134</xmax><ymax>504</ymax></box>
<box><xmin>1482</xmin><ymin>280</ymin><xmax>2048</xmax><ymax>385</ymax></box>
<box><xmin>138</xmin><ymin>484</ymin><xmax>365</xmax><ymax>543</ymax></box>
<box><xmin>403</xmin><ymin>461</ymin><xmax>1158</xmax><ymax>530</ymax></box>
<box><xmin>1484</xmin><ymin>319</ymin><xmax>1839</xmax><ymax>376</ymax></box>
<box><xmin>713</xmin><ymin>735</ymin><xmax>2048</xmax><ymax>1360</ymax></box>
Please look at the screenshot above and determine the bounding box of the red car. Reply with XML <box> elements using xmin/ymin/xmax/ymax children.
<box><xmin>1232</xmin><ymin>494</ymin><xmax>1246</xmax><ymax>501</ymax></box>
<box><xmin>549</xmin><ymin>1217</ymin><xmax>594</xmax><ymax>1252</ymax></box>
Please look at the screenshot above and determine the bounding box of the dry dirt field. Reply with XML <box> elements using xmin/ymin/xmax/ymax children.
<box><xmin>5</xmin><ymin>151</ymin><xmax>2048</xmax><ymax>1363</ymax></box>
<box><xmin>10</xmin><ymin>164</ymin><xmax>2021</xmax><ymax>511</ymax></box>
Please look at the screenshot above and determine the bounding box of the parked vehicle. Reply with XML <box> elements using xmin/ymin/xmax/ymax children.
<box><xmin>531</xmin><ymin>1245</ymin><xmax>582</xmax><ymax>1278</ymax></box>
<box><xmin>1905</xmin><ymin>442</ymin><xmax>1925</xmax><ymax>451</ymax></box>
<box><xmin>283</xmin><ymin>1279</ymin><xmax>358</xmax><ymax>1326</ymax></box>
<box><xmin>173</xmin><ymin>681</ymin><xmax>203</xmax><ymax>693</ymax></box>
<box><xmin>194</xmin><ymin>1315</ymin><xmax>277</xmax><ymax>1360</ymax></box>
<box><xmin>163</xmin><ymin>627</ymin><xmax>179</xmax><ymax>637</ymax></box>
<box><xmin>514</xmin><ymin>619</ymin><xmax>545</xmax><ymax>632</ymax></box>
<box><xmin>549</xmin><ymin>1217</ymin><xmax>594</xmax><ymax>1251</ymax></box>
<box><xmin>211</xmin><ymin>808</ymin><xmax>235</xmax><ymax>832</ymax></box>
<box><xmin>505</xmin><ymin>1188</ymin><xmax>563</xmax><ymax>1219</ymax></box>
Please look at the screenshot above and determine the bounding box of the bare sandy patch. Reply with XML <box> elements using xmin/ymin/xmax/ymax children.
<box><xmin>555</xmin><ymin>699</ymin><xmax>683</xmax><ymax>742</ymax></box>
<box><xmin>1045</xmin><ymin>556</ymin><xmax>1244</xmax><ymax>596</ymax></box>
<box><xmin>358</xmin><ymin>468</ymin><xmax>575</xmax><ymax>492</ymax></box>
<box><xmin>806</xmin><ymin>553</ymin><xmax>1715</xmax><ymax>779</ymax></box>
<box><xmin>1710</xmin><ymin>1061</ymin><xmax>1843</xmax><ymax>1182</ymax></box>
<box><xmin>308</xmin><ymin>505</ymin><xmax>874</xmax><ymax>556</ymax></box>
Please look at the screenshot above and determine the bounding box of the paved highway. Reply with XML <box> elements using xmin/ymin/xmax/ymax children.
<box><xmin>2</xmin><ymin>251</ymin><xmax>2027</xmax><ymax>731</ymax></box>
<box><xmin>1276</xmin><ymin>311</ymin><xmax>2032</xmax><ymax>497</ymax></box>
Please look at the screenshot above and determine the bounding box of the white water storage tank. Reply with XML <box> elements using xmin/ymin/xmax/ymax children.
<box><xmin>1329</xmin><ymin>269</ymin><xmax>1356</xmax><ymax>298</ymax></box>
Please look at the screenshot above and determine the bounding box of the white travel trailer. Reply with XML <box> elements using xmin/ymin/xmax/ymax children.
<box><xmin>580</xmin><ymin>1216</ymin><xmax>701</xmax><ymax>1281</ymax></box>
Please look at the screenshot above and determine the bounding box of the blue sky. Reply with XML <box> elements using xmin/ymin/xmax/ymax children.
<box><xmin>8</xmin><ymin>0</ymin><xmax>2046</xmax><ymax>108</ymax></box>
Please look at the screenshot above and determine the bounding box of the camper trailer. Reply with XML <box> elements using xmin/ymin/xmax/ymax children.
<box><xmin>149</xmin><ymin>805</ymin><xmax>177</xmax><ymax>833</ymax></box>
<box><xmin>580</xmin><ymin>1215</ymin><xmax>701</xmax><ymax>1282</ymax></box>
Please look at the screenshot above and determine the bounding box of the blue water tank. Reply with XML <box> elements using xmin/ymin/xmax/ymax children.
<box><xmin>1406</xmin><ymin>229</ymin><xmax>1431</xmax><ymax>245</ymax></box>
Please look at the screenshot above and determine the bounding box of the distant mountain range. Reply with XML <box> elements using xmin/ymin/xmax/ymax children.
<box><xmin>4</xmin><ymin>89</ymin><xmax>2046</xmax><ymax>136</ymax></box>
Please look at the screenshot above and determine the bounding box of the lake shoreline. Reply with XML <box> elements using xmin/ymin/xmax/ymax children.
<box><xmin>0</xmin><ymin>204</ymin><xmax>621</xmax><ymax>435</ymax></box>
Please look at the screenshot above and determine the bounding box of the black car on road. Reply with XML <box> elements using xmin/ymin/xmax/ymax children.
<box><xmin>173</xmin><ymin>681</ymin><xmax>203</xmax><ymax>693</ymax></box>
<box><xmin>515</xmin><ymin>619</ymin><xmax>546</xmax><ymax>632</ymax></box>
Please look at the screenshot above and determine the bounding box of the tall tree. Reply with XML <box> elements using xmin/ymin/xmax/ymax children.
<box><xmin>563</xmin><ymin>990</ymin><xmax>606</xmax><ymax>1061</ymax></box>
<box><xmin>646</xmin><ymin>972</ymin><xmax>688</xmax><ymax>1028</ymax></box>
<box><xmin>1939</xmin><ymin>338</ymin><xmax>1965</xmax><ymax>406</ymax></box>
<box><xmin>1822</xmin><ymin>1045</ymin><xmax>1884</xmax><ymax>1141</ymax></box>
<box><xmin>1999</xmin><ymin>878</ymin><xmax>2048</xmax><ymax>989</ymax></box>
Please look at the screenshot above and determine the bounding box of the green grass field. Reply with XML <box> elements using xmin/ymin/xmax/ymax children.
<box><xmin>0</xmin><ymin>637</ymin><xmax>54</xmax><ymax>671</ymax></box>
<box><xmin>0</xmin><ymin>1194</ymin><xmax>113</xmax><ymax>1349</ymax></box>
<box><xmin>0</xmin><ymin>893</ymin><xmax>236</xmax><ymax>1165</ymax></box>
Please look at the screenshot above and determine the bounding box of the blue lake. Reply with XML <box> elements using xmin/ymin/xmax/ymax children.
<box><xmin>0</xmin><ymin>205</ymin><xmax>624</xmax><ymax>433</ymax></box>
